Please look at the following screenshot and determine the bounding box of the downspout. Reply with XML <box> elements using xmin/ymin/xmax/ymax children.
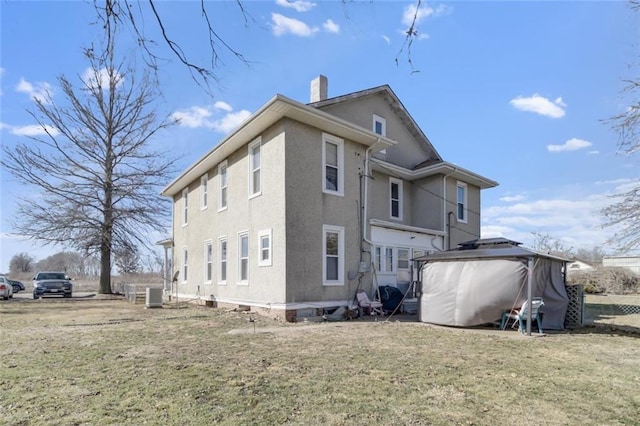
<box><xmin>362</xmin><ymin>144</ymin><xmax>377</xmax><ymax>247</ymax></box>
<box><xmin>442</xmin><ymin>167</ymin><xmax>457</xmax><ymax>250</ymax></box>
<box><xmin>447</xmin><ymin>212</ymin><xmax>455</xmax><ymax>251</ymax></box>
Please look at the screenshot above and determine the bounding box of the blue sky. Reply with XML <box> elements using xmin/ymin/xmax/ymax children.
<box><xmin>1</xmin><ymin>0</ymin><xmax>639</xmax><ymax>271</ymax></box>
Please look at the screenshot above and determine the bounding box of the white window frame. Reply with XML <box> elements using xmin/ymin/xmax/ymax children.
<box><xmin>389</xmin><ymin>177</ymin><xmax>403</xmax><ymax>220</ymax></box>
<box><xmin>323</xmin><ymin>225</ymin><xmax>344</xmax><ymax>286</ymax></box>
<box><xmin>373</xmin><ymin>114</ymin><xmax>387</xmax><ymax>154</ymax></box>
<box><xmin>397</xmin><ymin>247</ymin><xmax>410</xmax><ymax>271</ymax></box>
<box><xmin>258</xmin><ymin>228</ymin><xmax>272</xmax><ymax>267</ymax></box>
<box><xmin>204</xmin><ymin>240</ymin><xmax>213</xmax><ymax>284</ymax></box>
<box><xmin>218</xmin><ymin>161</ymin><xmax>228</xmax><ymax>212</ymax></box>
<box><xmin>322</xmin><ymin>133</ymin><xmax>344</xmax><ymax>197</ymax></box>
<box><xmin>457</xmin><ymin>181</ymin><xmax>468</xmax><ymax>223</ymax></box>
<box><xmin>248</xmin><ymin>137</ymin><xmax>262</xmax><ymax>199</ymax></box>
<box><xmin>374</xmin><ymin>246</ymin><xmax>382</xmax><ymax>272</ymax></box>
<box><xmin>218</xmin><ymin>236</ymin><xmax>227</xmax><ymax>285</ymax></box>
<box><xmin>181</xmin><ymin>247</ymin><xmax>188</xmax><ymax>284</ymax></box>
<box><xmin>182</xmin><ymin>188</ymin><xmax>188</xmax><ymax>226</ymax></box>
<box><xmin>385</xmin><ymin>247</ymin><xmax>395</xmax><ymax>273</ymax></box>
<box><xmin>238</xmin><ymin>231</ymin><xmax>249</xmax><ymax>285</ymax></box>
<box><xmin>373</xmin><ymin>114</ymin><xmax>386</xmax><ymax>136</ymax></box>
<box><xmin>200</xmin><ymin>174</ymin><xmax>208</xmax><ymax>210</ymax></box>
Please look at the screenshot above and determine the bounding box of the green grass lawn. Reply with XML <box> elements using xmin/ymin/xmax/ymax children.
<box><xmin>1</xmin><ymin>298</ymin><xmax>639</xmax><ymax>425</ymax></box>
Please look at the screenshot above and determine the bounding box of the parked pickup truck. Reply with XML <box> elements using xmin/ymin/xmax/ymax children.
<box><xmin>33</xmin><ymin>271</ymin><xmax>72</xmax><ymax>299</ymax></box>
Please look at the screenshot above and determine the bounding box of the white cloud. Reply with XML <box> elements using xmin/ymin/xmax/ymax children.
<box><xmin>382</xmin><ymin>35</ymin><xmax>391</xmax><ymax>44</ymax></box>
<box><xmin>482</xmin><ymin>191</ymin><xmax>620</xmax><ymax>251</ymax></box>
<box><xmin>82</xmin><ymin>67</ymin><xmax>124</xmax><ymax>91</ymax></box>
<box><xmin>401</xmin><ymin>3</ymin><xmax>436</xmax><ymax>27</ymax></box>
<box><xmin>547</xmin><ymin>138</ymin><xmax>592</xmax><ymax>153</ymax></box>
<box><xmin>213</xmin><ymin>101</ymin><xmax>233</xmax><ymax>112</ymax></box>
<box><xmin>323</xmin><ymin>19</ymin><xmax>340</xmax><ymax>34</ymax></box>
<box><xmin>172</xmin><ymin>106</ymin><xmax>212</xmax><ymax>128</ymax></box>
<box><xmin>499</xmin><ymin>194</ymin><xmax>525</xmax><ymax>202</ymax></box>
<box><xmin>275</xmin><ymin>0</ymin><xmax>316</xmax><ymax>13</ymax></box>
<box><xmin>595</xmin><ymin>178</ymin><xmax>634</xmax><ymax>186</ymax></box>
<box><xmin>211</xmin><ymin>110</ymin><xmax>252</xmax><ymax>133</ymax></box>
<box><xmin>172</xmin><ymin>103</ymin><xmax>251</xmax><ymax>134</ymax></box>
<box><xmin>11</xmin><ymin>124</ymin><xmax>60</xmax><ymax>137</ymax></box>
<box><xmin>509</xmin><ymin>94</ymin><xmax>566</xmax><ymax>118</ymax></box>
<box><xmin>271</xmin><ymin>13</ymin><xmax>318</xmax><ymax>37</ymax></box>
<box><xmin>15</xmin><ymin>78</ymin><xmax>53</xmax><ymax>104</ymax></box>
<box><xmin>402</xmin><ymin>3</ymin><xmax>450</xmax><ymax>25</ymax></box>
<box><xmin>587</xmin><ymin>150</ymin><xmax>600</xmax><ymax>155</ymax></box>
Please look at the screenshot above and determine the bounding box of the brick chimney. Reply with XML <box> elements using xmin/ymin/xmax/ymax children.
<box><xmin>310</xmin><ymin>75</ymin><xmax>328</xmax><ymax>103</ymax></box>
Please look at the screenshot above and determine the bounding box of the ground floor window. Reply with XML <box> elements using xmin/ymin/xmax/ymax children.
<box><xmin>204</xmin><ymin>240</ymin><xmax>213</xmax><ymax>283</ymax></box>
<box><xmin>182</xmin><ymin>247</ymin><xmax>188</xmax><ymax>283</ymax></box>
<box><xmin>258</xmin><ymin>229</ymin><xmax>272</xmax><ymax>267</ymax></box>
<box><xmin>238</xmin><ymin>231</ymin><xmax>249</xmax><ymax>285</ymax></box>
<box><xmin>218</xmin><ymin>237</ymin><xmax>227</xmax><ymax>284</ymax></box>
<box><xmin>323</xmin><ymin>225</ymin><xmax>344</xmax><ymax>285</ymax></box>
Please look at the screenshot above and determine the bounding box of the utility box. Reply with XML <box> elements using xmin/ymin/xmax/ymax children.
<box><xmin>145</xmin><ymin>287</ymin><xmax>163</xmax><ymax>308</ymax></box>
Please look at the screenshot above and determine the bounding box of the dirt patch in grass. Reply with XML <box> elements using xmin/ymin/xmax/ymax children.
<box><xmin>1</xmin><ymin>298</ymin><xmax>639</xmax><ymax>425</ymax></box>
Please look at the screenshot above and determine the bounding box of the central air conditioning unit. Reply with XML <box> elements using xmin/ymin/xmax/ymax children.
<box><xmin>145</xmin><ymin>287</ymin><xmax>163</xmax><ymax>308</ymax></box>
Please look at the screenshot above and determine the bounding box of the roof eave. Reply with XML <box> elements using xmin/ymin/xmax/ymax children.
<box><xmin>161</xmin><ymin>94</ymin><xmax>397</xmax><ymax>197</ymax></box>
<box><xmin>371</xmin><ymin>159</ymin><xmax>498</xmax><ymax>189</ymax></box>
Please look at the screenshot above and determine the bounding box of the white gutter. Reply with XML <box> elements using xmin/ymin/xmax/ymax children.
<box><xmin>370</xmin><ymin>158</ymin><xmax>498</xmax><ymax>189</ymax></box>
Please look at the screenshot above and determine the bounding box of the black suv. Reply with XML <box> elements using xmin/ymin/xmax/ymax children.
<box><xmin>33</xmin><ymin>272</ymin><xmax>73</xmax><ymax>299</ymax></box>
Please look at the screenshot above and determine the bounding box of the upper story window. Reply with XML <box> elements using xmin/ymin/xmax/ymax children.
<box><xmin>218</xmin><ymin>161</ymin><xmax>228</xmax><ymax>211</ymax></box>
<box><xmin>373</xmin><ymin>114</ymin><xmax>387</xmax><ymax>155</ymax></box>
<box><xmin>323</xmin><ymin>225</ymin><xmax>344</xmax><ymax>286</ymax></box>
<box><xmin>322</xmin><ymin>133</ymin><xmax>344</xmax><ymax>196</ymax></box>
<box><xmin>389</xmin><ymin>177</ymin><xmax>403</xmax><ymax>220</ymax></box>
<box><xmin>182</xmin><ymin>188</ymin><xmax>188</xmax><ymax>226</ymax></box>
<box><xmin>248</xmin><ymin>138</ymin><xmax>261</xmax><ymax>198</ymax></box>
<box><xmin>457</xmin><ymin>181</ymin><xmax>468</xmax><ymax>223</ymax></box>
<box><xmin>200</xmin><ymin>174</ymin><xmax>208</xmax><ymax>210</ymax></box>
<box><xmin>373</xmin><ymin>114</ymin><xmax>386</xmax><ymax>136</ymax></box>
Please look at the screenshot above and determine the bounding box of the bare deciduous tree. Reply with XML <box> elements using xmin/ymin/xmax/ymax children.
<box><xmin>114</xmin><ymin>243</ymin><xmax>142</xmax><ymax>275</ymax></box>
<box><xmin>530</xmin><ymin>232</ymin><xmax>574</xmax><ymax>259</ymax></box>
<box><xmin>602</xmin><ymin>0</ymin><xmax>640</xmax><ymax>252</ymax></box>
<box><xmin>9</xmin><ymin>253</ymin><xmax>35</xmax><ymax>275</ymax></box>
<box><xmin>1</xmin><ymin>18</ymin><xmax>177</xmax><ymax>294</ymax></box>
<box><xmin>94</xmin><ymin>0</ymin><xmax>425</xmax><ymax>91</ymax></box>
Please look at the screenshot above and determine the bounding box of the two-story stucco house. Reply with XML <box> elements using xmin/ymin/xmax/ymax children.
<box><xmin>160</xmin><ymin>76</ymin><xmax>497</xmax><ymax>321</ymax></box>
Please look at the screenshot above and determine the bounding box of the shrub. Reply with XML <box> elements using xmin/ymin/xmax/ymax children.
<box><xmin>568</xmin><ymin>267</ymin><xmax>640</xmax><ymax>294</ymax></box>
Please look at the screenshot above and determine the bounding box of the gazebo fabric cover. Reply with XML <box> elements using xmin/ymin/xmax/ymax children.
<box><xmin>419</xmin><ymin>258</ymin><xmax>568</xmax><ymax>329</ymax></box>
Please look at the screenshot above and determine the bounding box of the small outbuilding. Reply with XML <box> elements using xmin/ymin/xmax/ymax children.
<box><xmin>415</xmin><ymin>238</ymin><xmax>569</xmax><ymax>332</ymax></box>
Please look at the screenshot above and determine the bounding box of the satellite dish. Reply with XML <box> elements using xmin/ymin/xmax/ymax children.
<box><xmin>172</xmin><ymin>270</ymin><xmax>179</xmax><ymax>282</ymax></box>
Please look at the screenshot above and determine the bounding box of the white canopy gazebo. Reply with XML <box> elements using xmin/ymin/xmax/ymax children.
<box><xmin>416</xmin><ymin>238</ymin><xmax>569</xmax><ymax>335</ymax></box>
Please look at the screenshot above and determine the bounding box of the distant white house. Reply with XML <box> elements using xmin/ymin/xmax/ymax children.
<box><xmin>603</xmin><ymin>256</ymin><xmax>640</xmax><ymax>275</ymax></box>
<box><xmin>566</xmin><ymin>260</ymin><xmax>594</xmax><ymax>275</ymax></box>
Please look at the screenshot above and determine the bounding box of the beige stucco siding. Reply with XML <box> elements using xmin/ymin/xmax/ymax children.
<box><xmin>171</xmin><ymin>122</ymin><xmax>288</xmax><ymax>304</ymax></box>
<box><xmin>368</xmin><ymin>170</ymin><xmax>411</xmax><ymax>225</ymax></box>
<box><xmin>283</xmin><ymin>118</ymin><xmax>365</xmax><ymax>304</ymax></box>
<box><xmin>318</xmin><ymin>93</ymin><xmax>433</xmax><ymax>169</ymax></box>
<box><xmin>410</xmin><ymin>175</ymin><xmax>444</xmax><ymax>231</ymax></box>
<box><xmin>446</xmin><ymin>178</ymin><xmax>481</xmax><ymax>248</ymax></box>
